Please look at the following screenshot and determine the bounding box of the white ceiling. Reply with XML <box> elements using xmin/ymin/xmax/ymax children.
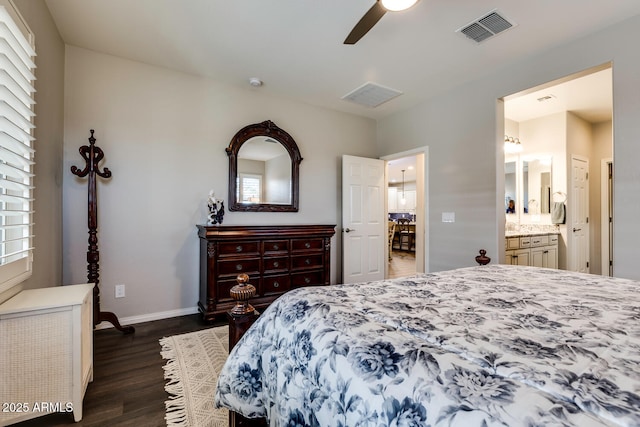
<box><xmin>504</xmin><ymin>67</ymin><xmax>612</xmax><ymax>124</ymax></box>
<box><xmin>44</xmin><ymin>0</ymin><xmax>638</xmax><ymax>121</ymax></box>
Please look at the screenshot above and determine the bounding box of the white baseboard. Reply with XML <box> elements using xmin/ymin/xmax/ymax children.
<box><xmin>95</xmin><ymin>306</ymin><xmax>200</xmax><ymax>330</ymax></box>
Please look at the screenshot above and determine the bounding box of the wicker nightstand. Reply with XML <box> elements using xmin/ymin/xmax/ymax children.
<box><xmin>0</xmin><ymin>283</ymin><xmax>93</xmax><ymax>425</ymax></box>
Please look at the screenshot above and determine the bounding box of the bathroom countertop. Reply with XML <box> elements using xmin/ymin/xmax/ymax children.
<box><xmin>505</xmin><ymin>230</ymin><xmax>560</xmax><ymax>238</ymax></box>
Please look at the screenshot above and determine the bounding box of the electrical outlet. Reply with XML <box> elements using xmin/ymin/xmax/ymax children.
<box><xmin>115</xmin><ymin>284</ymin><xmax>125</xmax><ymax>298</ymax></box>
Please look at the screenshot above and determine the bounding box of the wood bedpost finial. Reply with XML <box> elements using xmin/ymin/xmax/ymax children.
<box><xmin>475</xmin><ymin>249</ymin><xmax>491</xmax><ymax>265</ymax></box>
<box><xmin>230</xmin><ymin>273</ymin><xmax>256</xmax><ymax>315</ymax></box>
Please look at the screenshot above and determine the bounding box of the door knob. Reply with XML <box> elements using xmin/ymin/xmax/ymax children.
<box><xmin>573</xmin><ymin>228</ymin><xmax>581</xmax><ymax>232</ymax></box>
<box><xmin>344</xmin><ymin>228</ymin><xmax>355</xmax><ymax>233</ymax></box>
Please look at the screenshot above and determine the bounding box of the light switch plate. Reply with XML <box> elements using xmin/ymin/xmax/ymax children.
<box><xmin>442</xmin><ymin>212</ymin><xmax>455</xmax><ymax>223</ymax></box>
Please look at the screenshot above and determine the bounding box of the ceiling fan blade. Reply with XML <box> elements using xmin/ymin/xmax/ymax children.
<box><xmin>344</xmin><ymin>1</ymin><xmax>387</xmax><ymax>45</ymax></box>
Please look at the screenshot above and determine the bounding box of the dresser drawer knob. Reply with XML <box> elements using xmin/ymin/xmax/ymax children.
<box><xmin>305</xmin><ymin>242</ymin><xmax>311</xmax><ymax>249</ymax></box>
<box><xmin>235</xmin><ymin>264</ymin><xmax>243</xmax><ymax>271</ymax></box>
<box><xmin>236</xmin><ymin>245</ymin><xmax>243</xmax><ymax>252</ymax></box>
<box><xmin>273</xmin><ymin>282</ymin><xmax>279</xmax><ymax>288</ymax></box>
<box><xmin>273</xmin><ymin>244</ymin><xmax>279</xmax><ymax>250</ymax></box>
<box><xmin>273</xmin><ymin>261</ymin><xmax>279</xmax><ymax>268</ymax></box>
<box><xmin>305</xmin><ymin>259</ymin><xmax>311</xmax><ymax>265</ymax></box>
<box><xmin>304</xmin><ymin>277</ymin><xmax>311</xmax><ymax>284</ymax></box>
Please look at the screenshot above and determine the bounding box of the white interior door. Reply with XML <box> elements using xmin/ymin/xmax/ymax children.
<box><xmin>342</xmin><ymin>155</ymin><xmax>385</xmax><ymax>284</ymax></box>
<box><xmin>570</xmin><ymin>155</ymin><xmax>589</xmax><ymax>273</ymax></box>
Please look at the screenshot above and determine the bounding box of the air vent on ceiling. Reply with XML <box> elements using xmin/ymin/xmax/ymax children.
<box><xmin>457</xmin><ymin>10</ymin><xmax>515</xmax><ymax>43</ymax></box>
<box><xmin>537</xmin><ymin>95</ymin><xmax>556</xmax><ymax>102</ymax></box>
<box><xmin>341</xmin><ymin>82</ymin><xmax>403</xmax><ymax>108</ymax></box>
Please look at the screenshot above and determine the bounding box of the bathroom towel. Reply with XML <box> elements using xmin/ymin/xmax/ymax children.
<box><xmin>551</xmin><ymin>202</ymin><xmax>565</xmax><ymax>224</ymax></box>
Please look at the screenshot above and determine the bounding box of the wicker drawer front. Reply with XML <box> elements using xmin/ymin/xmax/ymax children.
<box><xmin>263</xmin><ymin>275</ymin><xmax>290</xmax><ymax>295</ymax></box>
<box><xmin>291</xmin><ymin>254</ymin><xmax>324</xmax><ymax>270</ymax></box>
<box><xmin>218</xmin><ymin>241</ymin><xmax>260</xmax><ymax>257</ymax></box>
<box><xmin>264</xmin><ymin>240</ymin><xmax>288</xmax><ymax>253</ymax></box>
<box><xmin>291</xmin><ymin>270</ymin><xmax>324</xmax><ymax>287</ymax></box>
<box><xmin>218</xmin><ymin>258</ymin><xmax>260</xmax><ymax>277</ymax></box>
<box><xmin>291</xmin><ymin>238</ymin><xmax>324</xmax><ymax>252</ymax></box>
<box><xmin>263</xmin><ymin>256</ymin><xmax>289</xmax><ymax>273</ymax></box>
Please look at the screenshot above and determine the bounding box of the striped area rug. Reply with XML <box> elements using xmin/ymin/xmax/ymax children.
<box><xmin>160</xmin><ymin>326</ymin><xmax>229</xmax><ymax>427</ymax></box>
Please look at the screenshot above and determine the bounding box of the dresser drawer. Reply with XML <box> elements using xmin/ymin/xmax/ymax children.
<box><xmin>263</xmin><ymin>274</ymin><xmax>290</xmax><ymax>295</ymax></box>
<box><xmin>218</xmin><ymin>258</ymin><xmax>260</xmax><ymax>277</ymax></box>
<box><xmin>519</xmin><ymin>237</ymin><xmax>531</xmax><ymax>248</ymax></box>
<box><xmin>506</xmin><ymin>237</ymin><xmax>520</xmax><ymax>250</ymax></box>
<box><xmin>530</xmin><ymin>235</ymin><xmax>549</xmax><ymax>247</ymax></box>
<box><xmin>291</xmin><ymin>270</ymin><xmax>325</xmax><ymax>287</ymax></box>
<box><xmin>216</xmin><ymin>277</ymin><xmax>240</xmax><ymax>302</ymax></box>
<box><xmin>291</xmin><ymin>254</ymin><xmax>324</xmax><ymax>270</ymax></box>
<box><xmin>218</xmin><ymin>241</ymin><xmax>260</xmax><ymax>257</ymax></box>
<box><xmin>263</xmin><ymin>256</ymin><xmax>289</xmax><ymax>273</ymax></box>
<box><xmin>263</xmin><ymin>240</ymin><xmax>288</xmax><ymax>254</ymax></box>
<box><xmin>291</xmin><ymin>238</ymin><xmax>324</xmax><ymax>252</ymax></box>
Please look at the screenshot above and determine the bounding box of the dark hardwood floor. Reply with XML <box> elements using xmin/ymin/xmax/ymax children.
<box><xmin>12</xmin><ymin>314</ymin><xmax>225</xmax><ymax>427</ymax></box>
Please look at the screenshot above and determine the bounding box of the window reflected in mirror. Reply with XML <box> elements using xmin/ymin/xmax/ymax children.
<box><xmin>237</xmin><ymin>136</ymin><xmax>291</xmax><ymax>204</ymax></box>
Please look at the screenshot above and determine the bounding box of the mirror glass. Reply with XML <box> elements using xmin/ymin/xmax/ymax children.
<box><xmin>237</xmin><ymin>137</ymin><xmax>291</xmax><ymax>205</ymax></box>
<box><xmin>523</xmin><ymin>157</ymin><xmax>552</xmax><ymax>215</ymax></box>
<box><xmin>227</xmin><ymin>120</ymin><xmax>302</xmax><ymax>212</ymax></box>
<box><xmin>505</xmin><ymin>161</ymin><xmax>516</xmax><ymax>214</ymax></box>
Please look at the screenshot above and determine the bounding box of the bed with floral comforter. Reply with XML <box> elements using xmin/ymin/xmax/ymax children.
<box><xmin>214</xmin><ymin>265</ymin><xmax>640</xmax><ymax>426</ymax></box>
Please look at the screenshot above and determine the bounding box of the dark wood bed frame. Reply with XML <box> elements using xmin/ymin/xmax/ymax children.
<box><xmin>226</xmin><ymin>273</ymin><xmax>268</xmax><ymax>427</ymax></box>
<box><xmin>224</xmin><ymin>249</ymin><xmax>491</xmax><ymax>426</ymax></box>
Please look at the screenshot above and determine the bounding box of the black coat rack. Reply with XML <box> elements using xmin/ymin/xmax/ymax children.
<box><xmin>71</xmin><ymin>130</ymin><xmax>134</xmax><ymax>334</ymax></box>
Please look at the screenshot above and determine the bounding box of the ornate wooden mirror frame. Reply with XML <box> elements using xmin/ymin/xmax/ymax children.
<box><xmin>226</xmin><ymin>120</ymin><xmax>302</xmax><ymax>212</ymax></box>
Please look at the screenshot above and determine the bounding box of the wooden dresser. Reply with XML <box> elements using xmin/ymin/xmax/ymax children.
<box><xmin>197</xmin><ymin>224</ymin><xmax>335</xmax><ymax>321</ymax></box>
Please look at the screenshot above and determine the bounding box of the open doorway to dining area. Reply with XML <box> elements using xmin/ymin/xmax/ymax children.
<box><xmin>387</xmin><ymin>155</ymin><xmax>417</xmax><ymax>278</ymax></box>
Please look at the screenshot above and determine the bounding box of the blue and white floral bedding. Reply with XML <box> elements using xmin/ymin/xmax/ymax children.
<box><xmin>214</xmin><ymin>265</ymin><xmax>640</xmax><ymax>426</ymax></box>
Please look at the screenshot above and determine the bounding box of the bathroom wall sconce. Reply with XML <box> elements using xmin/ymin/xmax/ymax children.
<box><xmin>504</xmin><ymin>135</ymin><xmax>523</xmax><ymax>153</ymax></box>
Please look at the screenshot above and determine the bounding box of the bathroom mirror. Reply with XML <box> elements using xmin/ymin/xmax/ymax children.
<box><xmin>522</xmin><ymin>156</ymin><xmax>552</xmax><ymax>215</ymax></box>
<box><xmin>226</xmin><ymin>120</ymin><xmax>302</xmax><ymax>212</ymax></box>
<box><xmin>505</xmin><ymin>161</ymin><xmax>517</xmax><ymax>214</ymax></box>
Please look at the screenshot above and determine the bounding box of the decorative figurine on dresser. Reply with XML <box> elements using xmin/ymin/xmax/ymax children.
<box><xmin>207</xmin><ymin>190</ymin><xmax>225</xmax><ymax>225</ymax></box>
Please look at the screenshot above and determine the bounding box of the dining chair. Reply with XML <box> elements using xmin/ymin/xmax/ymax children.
<box><xmin>396</xmin><ymin>218</ymin><xmax>415</xmax><ymax>252</ymax></box>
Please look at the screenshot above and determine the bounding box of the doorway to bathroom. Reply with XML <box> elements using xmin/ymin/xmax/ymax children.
<box><xmin>502</xmin><ymin>63</ymin><xmax>613</xmax><ymax>274</ymax></box>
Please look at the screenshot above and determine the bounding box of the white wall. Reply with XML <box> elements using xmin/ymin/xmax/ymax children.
<box><xmin>62</xmin><ymin>46</ymin><xmax>377</xmax><ymax>319</ymax></box>
<box><xmin>377</xmin><ymin>13</ymin><xmax>640</xmax><ymax>278</ymax></box>
<box><xmin>591</xmin><ymin>121</ymin><xmax>613</xmax><ymax>275</ymax></box>
<box><xmin>377</xmin><ymin>80</ymin><xmax>501</xmax><ymax>271</ymax></box>
<box><xmin>265</xmin><ymin>153</ymin><xmax>291</xmax><ymax>203</ymax></box>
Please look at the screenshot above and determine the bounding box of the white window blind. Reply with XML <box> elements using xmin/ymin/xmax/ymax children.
<box><xmin>0</xmin><ymin>2</ymin><xmax>35</xmax><ymax>291</ymax></box>
<box><xmin>238</xmin><ymin>173</ymin><xmax>262</xmax><ymax>203</ymax></box>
